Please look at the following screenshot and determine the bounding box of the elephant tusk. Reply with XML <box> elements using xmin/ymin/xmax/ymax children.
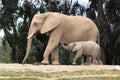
<box><xmin>27</xmin><ymin>33</ymin><xmax>34</xmax><ymax>39</ymax></box>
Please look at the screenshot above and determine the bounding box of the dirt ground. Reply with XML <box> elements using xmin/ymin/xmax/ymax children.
<box><xmin>0</xmin><ymin>64</ymin><xmax>120</xmax><ymax>80</ymax></box>
<box><xmin>0</xmin><ymin>63</ymin><xmax>120</xmax><ymax>72</ymax></box>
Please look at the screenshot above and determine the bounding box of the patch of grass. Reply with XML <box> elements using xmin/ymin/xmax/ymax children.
<box><xmin>58</xmin><ymin>77</ymin><xmax>120</xmax><ymax>80</ymax></box>
<box><xmin>0</xmin><ymin>78</ymin><xmax>39</xmax><ymax>80</ymax></box>
<box><xmin>52</xmin><ymin>69</ymin><xmax>120</xmax><ymax>77</ymax></box>
<box><xmin>0</xmin><ymin>69</ymin><xmax>46</xmax><ymax>78</ymax></box>
<box><xmin>0</xmin><ymin>69</ymin><xmax>120</xmax><ymax>79</ymax></box>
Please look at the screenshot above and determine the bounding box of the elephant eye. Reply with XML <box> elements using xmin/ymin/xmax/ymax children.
<box><xmin>34</xmin><ymin>22</ymin><xmax>37</xmax><ymax>26</ymax></box>
<box><xmin>34</xmin><ymin>22</ymin><xmax>41</xmax><ymax>26</ymax></box>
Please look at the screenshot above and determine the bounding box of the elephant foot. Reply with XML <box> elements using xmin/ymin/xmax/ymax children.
<box><xmin>72</xmin><ymin>62</ymin><xmax>76</xmax><ymax>65</ymax></box>
<box><xmin>80</xmin><ymin>63</ymin><xmax>85</xmax><ymax>65</ymax></box>
<box><xmin>84</xmin><ymin>62</ymin><xmax>91</xmax><ymax>65</ymax></box>
<box><xmin>40</xmin><ymin>60</ymin><xmax>49</xmax><ymax>65</ymax></box>
<box><xmin>33</xmin><ymin>62</ymin><xmax>40</xmax><ymax>65</ymax></box>
<box><xmin>98</xmin><ymin>61</ymin><xmax>103</xmax><ymax>65</ymax></box>
<box><xmin>33</xmin><ymin>62</ymin><xmax>49</xmax><ymax>65</ymax></box>
<box><xmin>90</xmin><ymin>64</ymin><xmax>95</xmax><ymax>65</ymax></box>
<box><xmin>40</xmin><ymin>63</ymin><xmax>49</xmax><ymax>65</ymax></box>
<box><xmin>52</xmin><ymin>61</ymin><xmax>59</xmax><ymax>65</ymax></box>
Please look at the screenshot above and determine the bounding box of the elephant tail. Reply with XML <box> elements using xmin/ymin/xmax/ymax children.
<box><xmin>97</xmin><ymin>33</ymin><xmax>100</xmax><ymax>46</ymax></box>
<box><xmin>98</xmin><ymin>48</ymin><xmax>101</xmax><ymax>60</ymax></box>
<box><xmin>97</xmin><ymin>47</ymin><xmax>103</xmax><ymax>65</ymax></box>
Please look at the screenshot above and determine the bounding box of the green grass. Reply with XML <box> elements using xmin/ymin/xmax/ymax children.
<box><xmin>0</xmin><ymin>78</ymin><xmax>38</xmax><ymax>80</ymax></box>
<box><xmin>0</xmin><ymin>38</ymin><xmax>11</xmax><ymax>63</ymax></box>
<box><xmin>58</xmin><ymin>77</ymin><xmax>120</xmax><ymax>80</ymax></box>
<box><xmin>0</xmin><ymin>69</ymin><xmax>120</xmax><ymax>80</ymax></box>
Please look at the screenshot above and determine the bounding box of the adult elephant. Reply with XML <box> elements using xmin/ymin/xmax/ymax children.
<box><xmin>22</xmin><ymin>12</ymin><xmax>100</xmax><ymax>64</ymax></box>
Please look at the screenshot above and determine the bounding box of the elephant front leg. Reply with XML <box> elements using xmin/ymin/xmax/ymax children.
<box><xmin>81</xmin><ymin>56</ymin><xmax>85</xmax><ymax>65</ymax></box>
<box><xmin>40</xmin><ymin>39</ymin><xmax>58</xmax><ymax>64</ymax></box>
<box><xmin>41</xmin><ymin>28</ymin><xmax>62</xmax><ymax>65</ymax></box>
<box><xmin>51</xmin><ymin>47</ymin><xmax>59</xmax><ymax>65</ymax></box>
<box><xmin>72</xmin><ymin>50</ymin><xmax>82</xmax><ymax>65</ymax></box>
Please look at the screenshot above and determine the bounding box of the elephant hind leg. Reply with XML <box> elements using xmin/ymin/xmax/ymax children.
<box><xmin>85</xmin><ymin>56</ymin><xmax>92</xmax><ymax>65</ymax></box>
<box><xmin>96</xmin><ymin>58</ymin><xmax>103</xmax><ymax>65</ymax></box>
<box><xmin>91</xmin><ymin>58</ymin><xmax>98</xmax><ymax>65</ymax></box>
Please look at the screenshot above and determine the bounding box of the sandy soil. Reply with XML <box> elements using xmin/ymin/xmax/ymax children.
<box><xmin>0</xmin><ymin>63</ymin><xmax>120</xmax><ymax>72</ymax></box>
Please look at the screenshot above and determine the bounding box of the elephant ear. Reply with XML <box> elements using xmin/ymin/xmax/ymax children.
<box><xmin>41</xmin><ymin>13</ymin><xmax>61</xmax><ymax>34</ymax></box>
<box><xmin>72</xmin><ymin>43</ymin><xmax>82</xmax><ymax>52</ymax></box>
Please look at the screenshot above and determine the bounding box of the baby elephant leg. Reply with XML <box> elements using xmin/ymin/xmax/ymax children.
<box><xmin>91</xmin><ymin>58</ymin><xmax>97</xmax><ymax>65</ymax></box>
<box><xmin>72</xmin><ymin>50</ymin><xmax>82</xmax><ymax>65</ymax></box>
<box><xmin>80</xmin><ymin>56</ymin><xmax>85</xmax><ymax>65</ymax></box>
<box><xmin>91</xmin><ymin>57</ymin><xmax>102</xmax><ymax>65</ymax></box>
<box><xmin>85</xmin><ymin>56</ymin><xmax>92</xmax><ymax>65</ymax></box>
<box><xmin>96</xmin><ymin>58</ymin><xmax>103</xmax><ymax>65</ymax></box>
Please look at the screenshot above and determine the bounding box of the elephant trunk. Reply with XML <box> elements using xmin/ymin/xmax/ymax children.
<box><xmin>22</xmin><ymin>36</ymin><xmax>33</xmax><ymax>64</ymax></box>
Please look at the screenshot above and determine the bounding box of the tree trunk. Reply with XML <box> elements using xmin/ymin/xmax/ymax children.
<box><xmin>11</xmin><ymin>48</ymin><xmax>17</xmax><ymax>63</ymax></box>
<box><xmin>97</xmin><ymin>0</ymin><xmax>106</xmax><ymax>64</ymax></box>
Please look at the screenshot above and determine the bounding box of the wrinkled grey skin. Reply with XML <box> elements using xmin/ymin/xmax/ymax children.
<box><xmin>62</xmin><ymin>41</ymin><xmax>103</xmax><ymax>65</ymax></box>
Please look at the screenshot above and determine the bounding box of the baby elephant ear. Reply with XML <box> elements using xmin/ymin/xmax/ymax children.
<box><xmin>41</xmin><ymin>14</ymin><xmax>61</xmax><ymax>34</ymax></box>
<box><xmin>72</xmin><ymin>43</ymin><xmax>82</xmax><ymax>52</ymax></box>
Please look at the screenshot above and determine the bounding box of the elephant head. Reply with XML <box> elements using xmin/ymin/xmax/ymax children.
<box><xmin>62</xmin><ymin>42</ymin><xmax>76</xmax><ymax>51</ymax></box>
<box><xmin>63</xmin><ymin>42</ymin><xmax>82</xmax><ymax>52</ymax></box>
<box><xmin>67</xmin><ymin>42</ymin><xmax>75</xmax><ymax>50</ymax></box>
<box><xmin>72</xmin><ymin>43</ymin><xmax>82</xmax><ymax>52</ymax></box>
<box><xmin>22</xmin><ymin>12</ymin><xmax>60</xmax><ymax>64</ymax></box>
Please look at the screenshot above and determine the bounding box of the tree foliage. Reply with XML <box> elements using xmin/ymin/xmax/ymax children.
<box><xmin>0</xmin><ymin>0</ymin><xmax>120</xmax><ymax>65</ymax></box>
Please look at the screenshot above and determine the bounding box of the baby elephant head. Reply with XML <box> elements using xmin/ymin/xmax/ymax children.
<box><xmin>62</xmin><ymin>42</ymin><xmax>75</xmax><ymax>51</ymax></box>
<box><xmin>72</xmin><ymin>43</ymin><xmax>82</xmax><ymax>52</ymax></box>
<box><xmin>67</xmin><ymin>42</ymin><xmax>76</xmax><ymax>50</ymax></box>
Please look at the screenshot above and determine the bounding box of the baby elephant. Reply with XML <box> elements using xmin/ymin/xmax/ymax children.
<box><xmin>62</xmin><ymin>41</ymin><xmax>103</xmax><ymax>65</ymax></box>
